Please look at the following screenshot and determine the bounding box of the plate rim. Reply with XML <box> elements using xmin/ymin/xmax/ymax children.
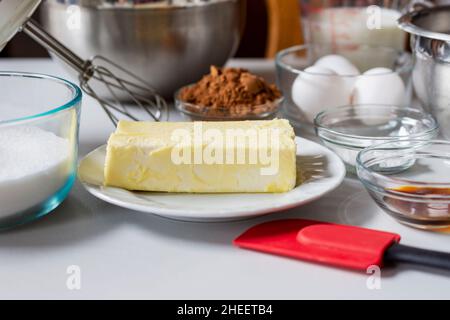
<box><xmin>78</xmin><ymin>136</ymin><xmax>346</xmax><ymax>219</ymax></box>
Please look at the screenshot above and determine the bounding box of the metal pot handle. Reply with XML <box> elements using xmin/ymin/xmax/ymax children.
<box><xmin>408</xmin><ymin>0</ymin><xmax>434</xmax><ymax>13</ymax></box>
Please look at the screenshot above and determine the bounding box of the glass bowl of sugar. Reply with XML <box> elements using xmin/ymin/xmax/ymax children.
<box><xmin>0</xmin><ymin>72</ymin><xmax>81</xmax><ymax>229</ymax></box>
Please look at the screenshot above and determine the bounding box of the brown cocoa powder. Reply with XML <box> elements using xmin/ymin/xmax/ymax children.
<box><xmin>179</xmin><ymin>66</ymin><xmax>282</xmax><ymax>118</ymax></box>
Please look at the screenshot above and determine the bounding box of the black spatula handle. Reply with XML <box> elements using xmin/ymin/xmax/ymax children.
<box><xmin>384</xmin><ymin>243</ymin><xmax>450</xmax><ymax>271</ymax></box>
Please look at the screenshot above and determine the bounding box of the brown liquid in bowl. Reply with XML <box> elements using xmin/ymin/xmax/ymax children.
<box><xmin>385</xmin><ymin>186</ymin><xmax>450</xmax><ymax>218</ymax></box>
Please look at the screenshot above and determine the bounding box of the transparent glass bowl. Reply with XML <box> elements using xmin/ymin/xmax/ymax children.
<box><xmin>314</xmin><ymin>105</ymin><xmax>439</xmax><ymax>173</ymax></box>
<box><xmin>357</xmin><ymin>140</ymin><xmax>450</xmax><ymax>229</ymax></box>
<box><xmin>174</xmin><ymin>85</ymin><xmax>282</xmax><ymax>121</ymax></box>
<box><xmin>0</xmin><ymin>72</ymin><xmax>81</xmax><ymax>229</ymax></box>
<box><xmin>275</xmin><ymin>43</ymin><xmax>413</xmax><ymax>129</ymax></box>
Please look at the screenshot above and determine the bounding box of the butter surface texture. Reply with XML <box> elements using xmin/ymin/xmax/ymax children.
<box><xmin>104</xmin><ymin>119</ymin><xmax>296</xmax><ymax>193</ymax></box>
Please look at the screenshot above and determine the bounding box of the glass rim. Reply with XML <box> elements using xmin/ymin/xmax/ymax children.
<box><xmin>313</xmin><ymin>105</ymin><xmax>439</xmax><ymax>141</ymax></box>
<box><xmin>0</xmin><ymin>71</ymin><xmax>82</xmax><ymax>126</ymax></box>
<box><xmin>275</xmin><ymin>43</ymin><xmax>412</xmax><ymax>78</ymax></box>
<box><xmin>356</xmin><ymin>139</ymin><xmax>450</xmax><ymax>189</ymax></box>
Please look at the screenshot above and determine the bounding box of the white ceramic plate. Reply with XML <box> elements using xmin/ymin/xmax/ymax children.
<box><xmin>78</xmin><ymin>137</ymin><xmax>345</xmax><ymax>221</ymax></box>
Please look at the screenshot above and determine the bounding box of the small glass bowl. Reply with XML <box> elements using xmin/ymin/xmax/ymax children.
<box><xmin>174</xmin><ymin>86</ymin><xmax>283</xmax><ymax>121</ymax></box>
<box><xmin>275</xmin><ymin>43</ymin><xmax>413</xmax><ymax>129</ymax></box>
<box><xmin>0</xmin><ymin>72</ymin><xmax>81</xmax><ymax>229</ymax></box>
<box><xmin>357</xmin><ymin>140</ymin><xmax>450</xmax><ymax>229</ymax></box>
<box><xmin>314</xmin><ymin>105</ymin><xmax>439</xmax><ymax>173</ymax></box>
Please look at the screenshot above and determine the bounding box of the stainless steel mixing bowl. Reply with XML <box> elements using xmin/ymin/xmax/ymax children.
<box><xmin>40</xmin><ymin>0</ymin><xmax>245</xmax><ymax>98</ymax></box>
<box><xmin>399</xmin><ymin>5</ymin><xmax>450</xmax><ymax>139</ymax></box>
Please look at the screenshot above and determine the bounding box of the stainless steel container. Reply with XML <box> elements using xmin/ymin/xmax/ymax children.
<box><xmin>40</xmin><ymin>0</ymin><xmax>245</xmax><ymax>98</ymax></box>
<box><xmin>399</xmin><ymin>5</ymin><xmax>450</xmax><ymax>139</ymax></box>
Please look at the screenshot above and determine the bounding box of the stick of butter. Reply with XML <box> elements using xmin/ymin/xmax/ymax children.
<box><xmin>104</xmin><ymin>119</ymin><xmax>296</xmax><ymax>193</ymax></box>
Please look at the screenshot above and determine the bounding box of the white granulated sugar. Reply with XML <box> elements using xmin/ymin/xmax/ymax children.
<box><xmin>0</xmin><ymin>126</ymin><xmax>69</xmax><ymax>180</ymax></box>
<box><xmin>0</xmin><ymin>126</ymin><xmax>71</xmax><ymax>218</ymax></box>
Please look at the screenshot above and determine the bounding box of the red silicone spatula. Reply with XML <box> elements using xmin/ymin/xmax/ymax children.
<box><xmin>233</xmin><ymin>219</ymin><xmax>450</xmax><ymax>271</ymax></box>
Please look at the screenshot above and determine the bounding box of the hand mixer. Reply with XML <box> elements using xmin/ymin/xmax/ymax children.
<box><xmin>0</xmin><ymin>0</ymin><xmax>168</xmax><ymax>125</ymax></box>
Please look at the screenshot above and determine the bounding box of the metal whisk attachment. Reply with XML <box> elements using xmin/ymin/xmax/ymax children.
<box><xmin>23</xmin><ymin>19</ymin><xmax>168</xmax><ymax>126</ymax></box>
<box><xmin>79</xmin><ymin>55</ymin><xmax>168</xmax><ymax>125</ymax></box>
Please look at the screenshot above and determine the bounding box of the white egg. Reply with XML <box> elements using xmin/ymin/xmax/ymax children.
<box><xmin>351</xmin><ymin>67</ymin><xmax>406</xmax><ymax>125</ymax></box>
<box><xmin>315</xmin><ymin>55</ymin><xmax>360</xmax><ymax>76</ymax></box>
<box><xmin>352</xmin><ymin>67</ymin><xmax>406</xmax><ymax>105</ymax></box>
<box><xmin>291</xmin><ymin>65</ymin><xmax>353</xmax><ymax>123</ymax></box>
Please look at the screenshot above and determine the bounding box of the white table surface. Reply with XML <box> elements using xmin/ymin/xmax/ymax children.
<box><xmin>0</xmin><ymin>58</ymin><xmax>449</xmax><ymax>300</ymax></box>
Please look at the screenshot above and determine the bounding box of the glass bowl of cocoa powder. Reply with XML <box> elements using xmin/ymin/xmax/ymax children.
<box><xmin>175</xmin><ymin>66</ymin><xmax>283</xmax><ymax>121</ymax></box>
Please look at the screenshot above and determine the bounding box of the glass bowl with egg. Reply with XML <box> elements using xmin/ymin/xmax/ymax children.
<box><xmin>357</xmin><ymin>139</ymin><xmax>450</xmax><ymax>229</ymax></box>
<box><xmin>0</xmin><ymin>72</ymin><xmax>81</xmax><ymax>229</ymax></box>
<box><xmin>275</xmin><ymin>43</ymin><xmax>413</xmax><ymax>129</ymax></box>
<box><xmin>314</xmin><ymin>104</ymin><xmax>439</xmax><ymax>173</ymax></box>
<box><xmin>175</xmin><ymin>66</ymin><xmax>283</xmax><ymax>121</ymax></box>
